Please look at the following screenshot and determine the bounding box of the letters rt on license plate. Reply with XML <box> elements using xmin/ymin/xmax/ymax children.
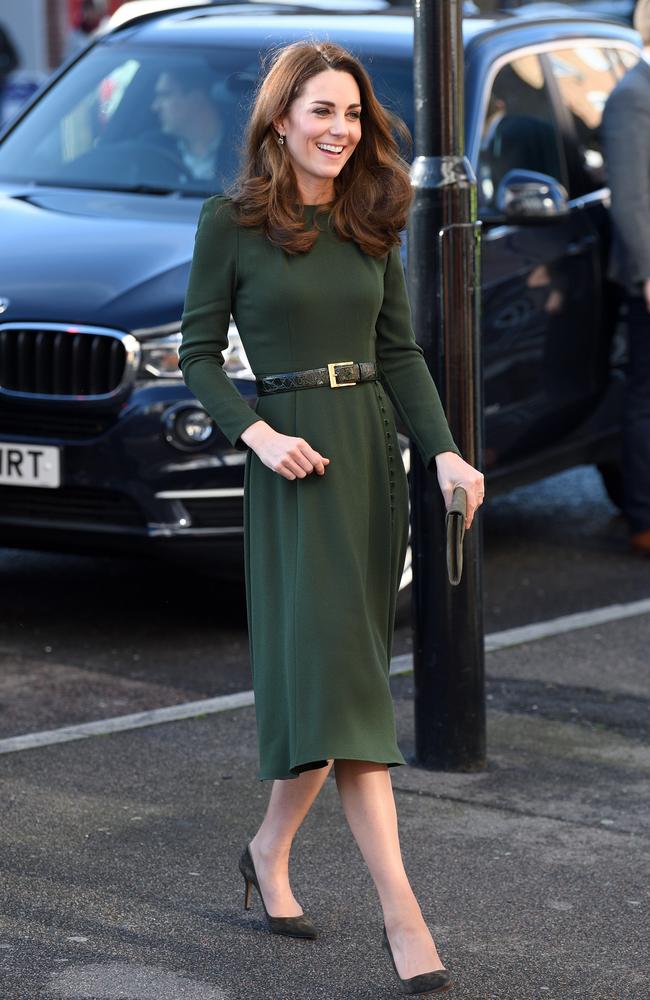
<box><xmin>0</xmin><ymin>442</ymin><xmax>61</xmax><ymax>488</ymax></box>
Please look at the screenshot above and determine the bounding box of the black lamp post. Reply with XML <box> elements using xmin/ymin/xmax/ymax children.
<box><xmin>408</xmin><ymin>0</ymin><xmax>486</xmax><ymax>771</ymax></box>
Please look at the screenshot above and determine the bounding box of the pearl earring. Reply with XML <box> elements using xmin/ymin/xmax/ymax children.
<box><xmin>277</xmin><ymin>134</ymin><xmax>285</xmax><ymax>145</ymax></box>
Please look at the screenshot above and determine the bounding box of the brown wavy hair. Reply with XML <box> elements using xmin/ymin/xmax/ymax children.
<box><xmin>229</xmin><ymin>40</ymin><xmax>413</xmax><ymax>257</ymax></box>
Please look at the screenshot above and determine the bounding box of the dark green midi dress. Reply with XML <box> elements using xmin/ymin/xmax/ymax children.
<box><xmin>179</xmin><ymin>196</ymin><xmax>459</xmax><ymax>780</ymax></box>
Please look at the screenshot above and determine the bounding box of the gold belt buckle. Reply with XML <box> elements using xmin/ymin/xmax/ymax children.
<box><xmin>327</xmin><ymin>360</ymin><xmax>356</xmax><ymax>388</ymax></box>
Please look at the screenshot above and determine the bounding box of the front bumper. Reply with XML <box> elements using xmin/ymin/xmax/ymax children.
<box><xmin>0</xmin><ymin>381</ymin><xmax>255</xmax><ymax>563</ymax></box>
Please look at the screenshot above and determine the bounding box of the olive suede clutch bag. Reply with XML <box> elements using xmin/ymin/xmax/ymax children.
<box><xmin>445</xmin><ymin>486</ymin><xmax>467</xmax><ymax>586</ymax></box>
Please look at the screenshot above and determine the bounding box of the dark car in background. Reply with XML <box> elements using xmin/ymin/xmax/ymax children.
<box><xmin>0</xmin><ymin>2</ymin><xmax>641</xmax><ymax>586</ymax></box>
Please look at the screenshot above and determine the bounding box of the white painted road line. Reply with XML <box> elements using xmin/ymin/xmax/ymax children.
<box><xmin>390</xmin><ymin>596</ymin><xmax>650</xmax><ymax>671</ymax></box>
<box><xmin>1</xmin><ymin>597</ymin><xmax>650</xmax><ymax>756</ymax></box>
<box><xmin>0</xmin><ymin>691</ymin><xmax>254</xmax><ymax>755</ymax></box>
<box><xmin>482</xmin><ymin>597</ymin><xmax>650</xmax><ymax>653</ymax></box>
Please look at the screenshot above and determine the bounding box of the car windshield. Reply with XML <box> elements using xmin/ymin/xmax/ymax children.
<box><xmin>0</xmin><ymin>42</ymin><xmax>413</xmax><ymax>197</ymax></box>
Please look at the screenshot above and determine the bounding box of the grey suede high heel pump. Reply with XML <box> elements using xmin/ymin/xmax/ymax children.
<box><xmin>382</xmin><ymin>925</ymin><xmax>452</xmax><ymax>995</ymax></box>
<box><xmin>238</xmin><ymin>845</ymin><xmax>317</xmax><ymax>940</ymax></box>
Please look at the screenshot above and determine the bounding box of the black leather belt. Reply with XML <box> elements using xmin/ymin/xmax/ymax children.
<box><xmin>256</xmin><ymin>360</ymin><xmax>377</xmax><ymax>395</ymax></box>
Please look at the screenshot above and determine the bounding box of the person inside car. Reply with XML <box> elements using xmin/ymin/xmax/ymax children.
<box><xmin>150</xmin><ymin>65</ymin><xmax>225</xmax><ymax>183</ymax></box>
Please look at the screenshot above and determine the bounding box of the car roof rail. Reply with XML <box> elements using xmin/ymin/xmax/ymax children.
<box><xmin>509</xmin><ymin>2</ymin><xmax>623</xmax><ymax>22</ymax></box>
<box><xmin>472</xmin><ymin>4</ymin><xmax>638</xmax><ymax>39</ymax></box>
<box><xmin>104</xmin><ymin>1</ymin><xmax>245</xmax><ymax>35</ymax></box>
<box><xmin>103</xmin><ymin>0</ymin><xmax>405</xmax><ymax>35</ymax></box>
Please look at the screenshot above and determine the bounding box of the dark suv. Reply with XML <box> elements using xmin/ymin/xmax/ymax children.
<box><xmin>0</xmin><ymin>3</ymin><xmax>640</xmax><ymax>579</ymax></box>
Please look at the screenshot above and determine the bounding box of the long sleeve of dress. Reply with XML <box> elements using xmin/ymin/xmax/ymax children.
<box><xmin>178</xmin><ymin>197</ymin><xmax>261</xmax><ymax>450</ymax></box>
<box><xmin>375</xmin><ymin>245</ymin><xmax>460</xmax><ymax>469</ymax></box>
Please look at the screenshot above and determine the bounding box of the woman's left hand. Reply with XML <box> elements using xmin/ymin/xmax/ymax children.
<box><xmin>434</xmin><ymin>451</ymin><xmax>485</xmax><ymax>530</ymax></box>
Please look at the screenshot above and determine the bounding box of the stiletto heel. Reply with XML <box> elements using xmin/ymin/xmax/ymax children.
<box><xmin>238</xmin><ymin>844</ymin><xmax>317</xmax><ymax>939</ymax></box>
<box><xmin>382</xmin><ymin>925</ymin><xmax>452</xmax><ymax>995</ymax></box>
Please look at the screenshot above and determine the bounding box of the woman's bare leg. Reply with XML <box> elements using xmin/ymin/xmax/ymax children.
<box><xmin>248</xmin><ymin>760</ymin><xmax>333</xmax><ymax>917</ymax></box>
<box><xmin>334</xmin><ymin>759</ymin><xmax>445</xmax><ymax>980</ymax></box>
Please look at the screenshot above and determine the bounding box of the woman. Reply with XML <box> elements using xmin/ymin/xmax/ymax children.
<box><xmin>179</xmin><ymin>40</ymin><xmax>483</xmax><ymax>997</ymax></box>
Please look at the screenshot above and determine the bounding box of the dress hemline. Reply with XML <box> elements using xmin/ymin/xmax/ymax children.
<box><xmin>258</xmin><ymin>751</ymin><xmax>407</xmax><ymax>782</ymax></box>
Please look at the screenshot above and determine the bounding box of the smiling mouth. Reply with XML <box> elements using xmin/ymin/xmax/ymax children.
<box><xmin>316</xmin><ymin>143</ymin><xmax>345</xmax><ymax>156</ymax></box>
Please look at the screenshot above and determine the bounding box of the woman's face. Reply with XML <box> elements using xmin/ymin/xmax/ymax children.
<box><xmin>275</xmin><ymin>68</ymin><xmax>362</xmax><ymax>202</ymax></box>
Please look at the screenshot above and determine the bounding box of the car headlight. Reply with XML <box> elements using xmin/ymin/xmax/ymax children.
<box><xmin>222</xmin><ymin>322</ymin><xmax>255</xmax><ymax>381</ymax></box>
<box><xmin>139</xmin><ymin>331</ymin><xmax>183</xmax><ymax>379</ymax></box>
<box><xmin>135</xmin><ymin>320</ymin><xmax>254</xmax><ymax>381</ymax></box>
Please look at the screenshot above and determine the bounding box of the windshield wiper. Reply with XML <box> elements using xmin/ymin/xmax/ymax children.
<box><xmin>13</xmin><ymin>179</ymin><xmax>215</xmax><ymax>197</ymax></box>
<box><xmin>118</xmin><ymin>184</ymin><xmax>216</xmax><ymax>198</ymax></box>
<box><xmin>113</xmin><ymin>183</ymin><xmax>178</xmax><ymax>195</ymax></box>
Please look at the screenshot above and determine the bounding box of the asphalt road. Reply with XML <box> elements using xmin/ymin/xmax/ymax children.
<box><xmin>1</xmin><ymin>464</ymin><xmax>648</xmax><ymax>740</ymax></box>
<box><xmin>1</xmin><ymin>464</ymin><xmax>649</xmax><ymax>1000</ymax></box>
<box><xmin>2</xmin><ymin>622</ymin><xmax>648</xmax><ymax>1000</ymax></box>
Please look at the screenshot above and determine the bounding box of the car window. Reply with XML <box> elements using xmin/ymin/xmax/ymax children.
<box><xmin>60</xmin><ymin>59</ymin><xmax>140</xmax><ymax>163</ymax></box>
<box><xmin>546</xmin><ymin>45</ymin><xmax>620</xmax><ymax>193</ymax></box>
<box><xmin>477</xmin><ymin>53</ymin><xmax>565</xmax><ymax>210</ymax></box>
<box><xmin>0</xmin><ymin>42</ymin><xmax>414</xmax><ymax>197</ymax></box>
<box><xmin>0</xmin><ymin>45</ymin><xmax>265</xmax><ymax>196</ymax></box>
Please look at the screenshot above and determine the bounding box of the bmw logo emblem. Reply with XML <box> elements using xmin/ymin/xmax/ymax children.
<box><xmin>0</xmin><ymin>297</ymin><xmax>9</xmax><ymax>314</ymax></box>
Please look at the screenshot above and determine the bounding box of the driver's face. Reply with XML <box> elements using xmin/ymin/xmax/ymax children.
<box><xmin>151</xmin><ymin>73</ymin><xmax>190</xmax><ymax>136</ymax></box>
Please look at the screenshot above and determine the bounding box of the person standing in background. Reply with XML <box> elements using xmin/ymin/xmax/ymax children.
<box><xmin>0</xmin><ymin>22</ymin><xmax>19</xmax><ymax>114</ymax></box>
<box><xmin>65</xmin><ymin>0</ymin><xmax>107</xmax><ymax>59</ymax></box>
<box><xmin>601</xmin><ymin>0</ymin><xmax>650</xmax><ymax>555</ymax></box>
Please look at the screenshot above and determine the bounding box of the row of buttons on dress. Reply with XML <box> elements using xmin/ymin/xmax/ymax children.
<box><xmin>375</xmin><ymin>383</ymin><xmax>396</xmax><ymax>523</ymax></box>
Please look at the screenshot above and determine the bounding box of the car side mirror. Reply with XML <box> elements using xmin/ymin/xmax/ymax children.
<box><xmin>494</xmin><ymin>169</ymin><xmax>570</xmax><ymax>222</ymax></box>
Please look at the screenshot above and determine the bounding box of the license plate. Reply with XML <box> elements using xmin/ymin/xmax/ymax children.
<box><xmin>0</xmin><ymin>442</ymin><xmax>61</xmax><ymax>488</ymax></box>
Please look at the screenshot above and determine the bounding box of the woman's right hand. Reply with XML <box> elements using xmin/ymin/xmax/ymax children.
<box><xmin>240</xmin><ymin>420</ymin><xmax>330</xmax><ymax>480</ymax></box>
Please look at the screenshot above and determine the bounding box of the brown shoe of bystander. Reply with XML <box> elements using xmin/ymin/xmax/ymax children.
<box><xmin>630</xmin><ymin>529</ymin><xmax>650</xmax><ymax>555</ymax></box>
